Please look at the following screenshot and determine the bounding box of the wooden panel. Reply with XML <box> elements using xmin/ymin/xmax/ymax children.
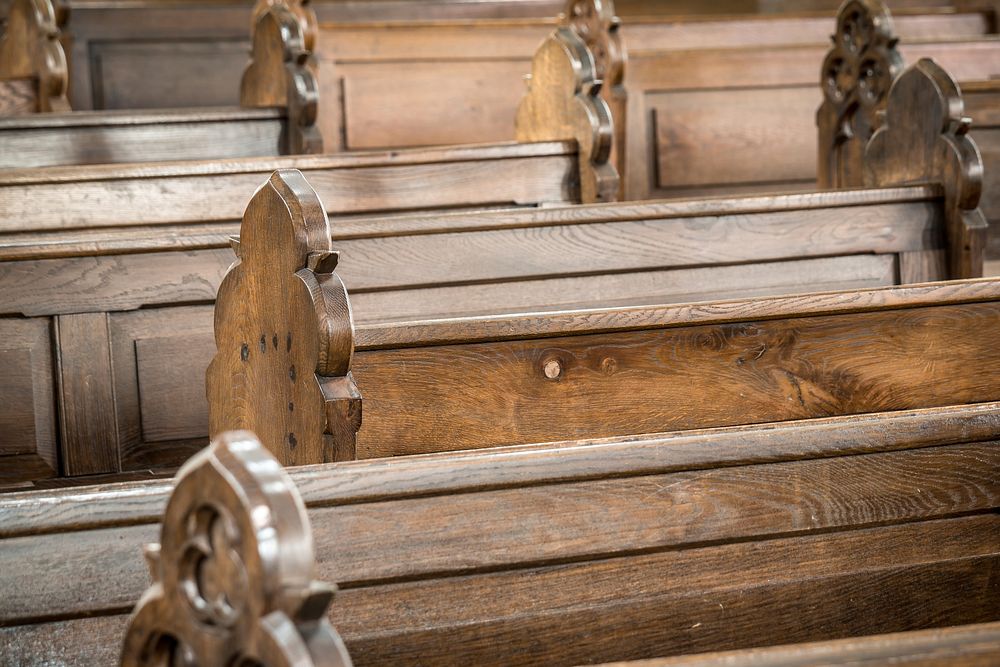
<box><xmin>90</xmin><ymin>40</ymin><xmax>247</xmax><ymax>109</ymax></box>
<box><xmin>0</xmin><ymin>115</ymin><xmax>285</xmax><ymax>169</ymax></box>
<box><xmin>342</xmin><ymin>60</ymin><xmax>530</xmax><ymax>149</ymax></box>
<box><xmin>0</xmin><ymin>318</ymin><xmax>56</xmax><ymax>483</ymax></box>
<box><xmin>653</xmin><ymin>86</ymin><xmax>819</xmax><ymax>190</ymax></box>
<box><xmin>109</xmin><ymin>306</ymin><xmax>214</xmax><ymax>472</ymax></box>
<box><xmin>56</xmin><ymin>313</ymin><xmax>118</xmax><ymax>476</ymax></box>
<box><xmin>333</xmin><ymin>200</ymin><xmax>941</xmax><ymax>292</ymax></box>
<box><xmin>351</xmin><ymin>302</ymin><xmax>1000</xmax><ymax>457</ymax></box>
<box><xmin>0</xmin><ymin>78</ymin><xmax>35</xmax><ymax>115</ymax></box>
<box><xmin>0</xmin><ymin>249</ymin><xmax>232</xmax><ymax>317</ymax></box>
<box><xmin>352</xmin><ymin>255</ymin><xmax>898</xmax><ymax>322</ymax></box>
<box><xmin>0</xmin><ymin>152</ymin><xmax>575</xmax><ymax>232</ymax></box>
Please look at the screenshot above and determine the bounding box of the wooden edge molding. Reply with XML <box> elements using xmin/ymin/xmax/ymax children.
<box><xmin>562</xmin><ymin>0</ymin><xmax>626</xmax><ymax>196</ymax></box>
<box><xmin>241</xmin><ymin>2</ymin><xmax>322</xmax><ymax>154</ymax></box>
<box><xmin>207</xmin><ymin>169</ymin><xmax>359</xmax><ymax>466</ymax></box>
<box><xmin>0</xmin><ymin>0</ymin><xmax>69</xmax><ymax>113</ymax></box>
<box><xmin>516</xmin><ymin>26</ymin><xmax>619</xmax><ymax>204</ymax></box>
<box><xmin>3</xmin><ymin>401</ymin><xmax>1000</xmax><ymax>538</ymax></box>
<box><xmin>120</xmin><ymin>431</ymin><xmax>353</xmax><ymax>667</ymax></box>
<box><xmin>591</xmin><ymin>621</ymin><xmax>1000</xmax><ymax>667</ymax></box>
<box><xmin>817</xmin><ymin>0</ymin><xmax>903</xmax><ymax>189</ymax></box>
<box><xmin>356</xmin><ymin>277</ymin><xmax>1000</xmax><ymax>350</ymax></box>
<box><xmin>865</xmin><ymin>58</ymin><xmax>987</xmax><ymax>279</ymax></box>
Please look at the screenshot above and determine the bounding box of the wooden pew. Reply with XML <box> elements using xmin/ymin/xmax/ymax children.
<box><xmin>210</xmin><ymin>57</ymin><xmax>990</xmax><ymax>466</ymax></box>
<box><xmin>594</xmin><ymin>622</ymin><xmax>1000</xmax><ymax>666</ymax></box>
<box><xmin>0</xmin><ymin>54</ymin><xmax>977</xmax><ymax>484</ymax></box>
<box><xmin>0</xmin><ymin>1</ymin><xmax>321</xmax><ymax>167</ymax></box>
<box><xmin>0</xmin><ymin>0</ymin><xmax>68</xmax><ymax>115</ymax></box>
<box><xmin>2</xmin><ymin>405</ymin><xmax>998</xmax><ymax>664</ymax></box>
<box><xmin>0</xmin><ymin>26</ymin><xmax>616</xmax><ymax>486</ymax></box>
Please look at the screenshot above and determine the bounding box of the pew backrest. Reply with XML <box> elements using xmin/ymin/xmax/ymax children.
<box><xmin>2</xmin><ymin>405</ymin><xmax>998</xmax><ymax>664</ymax></box>
<box><xmin>0</xmin><ymin>3</ymin><xmax>320</xmax><ymax>168</ymax></box>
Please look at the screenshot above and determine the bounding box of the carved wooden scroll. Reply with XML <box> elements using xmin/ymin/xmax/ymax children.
<box><xmin>207</xmin><ymin>170</ymin><xmax>359</xmax><ymax>465</ymax></box>
<box><xmin>250</xmin><ymin>0</ymin><xmax>318</xmax><ymax>52</ymax></box>
<box><xmin>241</xmin><ymin>3</ymin><xmax>322</xmax><ymax>154</ymax></box>
<box><xmin>0</xmin><ymin>0</ymin><xmax>69</xmax><ymax>114</ymax></box>
<box><xmin>865</xmin><ymin>59</ymin><xmax>987</xmax><ymax>279</ymax></box>
<box><xmin>121</xmin><ymin>431</ymin><xmax>353</xmax><ymax>667</ymax></box>
<box><xmin>817</xmin><ymin>0</ymin><xmax>903</xmax><ymax>189</ymax></box>
<box><xmin>516</xmin><ymin>26</ymin><xmax>618</xmax><ymax>204</ymax></box>
<box><xmin>563</xmin><ymin>0</ymin><xmax>626</xmax><ymax>196</ymax></box>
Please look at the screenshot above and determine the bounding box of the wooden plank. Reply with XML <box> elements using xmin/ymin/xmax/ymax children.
<box><xmin>56</xmin><ymin>313</ymin><xmax>118</xmax><ymax>476</ymax></box>
<box><xmin>2</xmin><ymin>401</ymin><xmax>997</xmax><ymax>538</ymax></box>
<box><xmin>0</xmin><ymin>249</ymin><xmax>232</xmax><ymax>317</ymax></box>
<box><xmin>0</xmin><ymin>116</ymin><xmax>286</xmax><ymax>169</ymax></box>
<box><xmin>351</xmin><ymin>255</ymin><xmax>898</xmax><ymax>322</ymax></box>
<box><xmin>332</xmin><ymin>200</ymin><xmax>941</xmax><ymax>292</ymax></box>
<box><xmin>2</xmin><ymin>400</ymin><xmax>994</xmax><ymax>536</ymax></box>
<box><xmin>2</xmin><ymin>518</ymin><xmax>996</xmax><ymax>666</ymax></box>
<box><xmin>653</xmin><ymin>86</ymin><xmax>819</xmax><ymax>190</ymax></box>
<box><xmin>0</xmin><ymin>152</ymin><xmax>576</xmax><ymax>231</ymax></box>
<box><xmin>594</xmin><ymin>621</ymin><xmax>1000</xmax><ymax>666</ymax></box>
<box><xmin>2</xmin><ymin>443</ymin><xmax>996</xmax><ymax>624</ymax></box>
<box><xmin>351</xmin><ymin>301</ymin><xmax>1000</xmax><ymax>456</ymax></box>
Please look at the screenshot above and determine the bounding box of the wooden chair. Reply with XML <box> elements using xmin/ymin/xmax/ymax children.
<box><xmin>0</xmin><ymin>2</ymin><xmax>320</xmax><ymax>167</ymax></box>
<box><xmin>1</xmin><ymin>408</ymin><xmax>997</xmax><ymax>663</ymax></box>
<box><xmin>0</xmin><ymin>0</ymin><xmax>68</xmax><ymax>115</ymax></box>
<box><xmin>208</xmin><ymin>57</ymin><xmax>991</xmax><ymax>466</ymax></box>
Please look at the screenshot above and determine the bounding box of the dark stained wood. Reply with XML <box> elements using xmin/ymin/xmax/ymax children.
<box><xmin>0</xmin><ymin>318</ymin><xmax>57</xmax><ymax>484</ymax></box>
<box><xmin>208</xmin><ymin>170</ymin><xmax>359</xmax><ymax>466</ymax></box>
<box><xmin>208</xmin><ymin>173</ymin><xmax>976</xmax><ymax>464</ymax></box>
<box><xmin>817</xmin><ymin>0</ymin><xmax>904</xmax><ymax>189</ymax></box>
<box><xmin>56</xmin><ymin>312</ymin><xmax>118</xmax><ymax>476</ymax></box>
<box><xmin>0</xmin><ymin>0</ymin><xmax>68</xmax><ymax>114</ymax></box>
<box><xmin>515</xmin><ymin>25</ymin><xmax>618</xmax><ymax>203</ymax></box>
<box><xmin>120</xmin><ymin>431</ymin><xmax>352</xmax><ymax>667</ymax></box>
<box><xmin>594</xmin><ymin>622</ymin><xmax>1000</xmax><ymax>666</ymax></box>
<box><xmin>241</xmin><ymin>1</ymin><xmax>322</xmax><ymax>154</ymax></box>
<box><xmin>865</xmin><ymin>58</ymin><xmax>988</xmax><ymax>278</ymax></box>
<box><xmin>1</xmin><ymin>407</ymin><xmax>997</xmax><ymax>664</ymax></box>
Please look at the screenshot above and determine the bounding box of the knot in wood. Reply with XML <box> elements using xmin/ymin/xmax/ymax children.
<box><xmin>543</xmin><ymin>358</ymin><xmax>563</xmax><ymax>380</ymax></box>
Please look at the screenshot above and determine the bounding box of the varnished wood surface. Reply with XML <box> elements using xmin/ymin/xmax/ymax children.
<box><xmin>593</xmin><ymin>621</ymin><xmax>1000</xmax><ymax>666</ymax></box>
<box><xmin>0</xmin><ymin>408</ymin><xmax>997</xmax><ymax>664</ymax></box>
<box><xmin>2</xmin><ymin>401</ymin><xmax>998</xmax><ymax>538</ymax></box>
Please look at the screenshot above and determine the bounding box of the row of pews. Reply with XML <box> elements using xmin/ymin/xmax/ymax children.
<box><xmin>0</xmin><ymin>0</ymin><xmax>997</xmax><ymax>664</ymax></box>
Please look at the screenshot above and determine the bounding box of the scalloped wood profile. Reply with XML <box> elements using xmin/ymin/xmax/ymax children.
<box><xmin>250</xmin><ymin>0</ymin><xmax>317</xmax><ymax>52</ymax></box>
<box><xmin>817</xmin><ymin>0</ymin><xmax>903</xmax><ymax>189</ymax></box>
<box><xmin>516</xmin><ymin>26</ymin><xmax>618</xmax><ymax>204</ymax></box>
<box><xmin>207</xmin><ymin>170</ymin><xmax>359</xmax><ymax>466</ymax></box>
<box><xmin>865</xmin><ymin>58</ymin><xmax>987</xmax><ymax>280</ymax></box>
<box><xmin>0</xmin><ymin>0</ymin><xmax>69</xmax><ymax>114</ymax></box>
<box><xmin>120</xmin><ymin>431</ymin><xmax>353</xmax><ymax>667</ymax></box>
<box><xmin>563</xmin><ymin>0</ymin><xmax>626</xmax><ymax>195</ymax></box>
<box><xmin>241</xmin><ymin>3</ymin><xmax>322</xmax><ymax>154</ymax></box>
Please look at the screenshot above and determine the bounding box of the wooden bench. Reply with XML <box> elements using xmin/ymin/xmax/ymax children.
<box><xmin>0</xmin><ymin>54</ymin><xmax>978</xmax><ymax>484</ymax></box>
<box><xmin>2</xmin><ymin>404</ymin><xmax>997</xmax><ymax>664</ymax></box>
<box><xmin>0</xmin><ymin>26</ymin><xmax>616</xmax><ymax>486</ymax></box>
<box><xmin>210</xmin><ymin>57</ymin><xmax>991</xmax><ymax>465</ymax></box>
<box><xmin>0</xmin><ymin>0</ymin><xmax>68</xmax><ymax>115</ymax></box>
<box><xmin>0</xmin><ymin>0</ymin><xmax>321</xmax><ymax>167</ymax></box>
